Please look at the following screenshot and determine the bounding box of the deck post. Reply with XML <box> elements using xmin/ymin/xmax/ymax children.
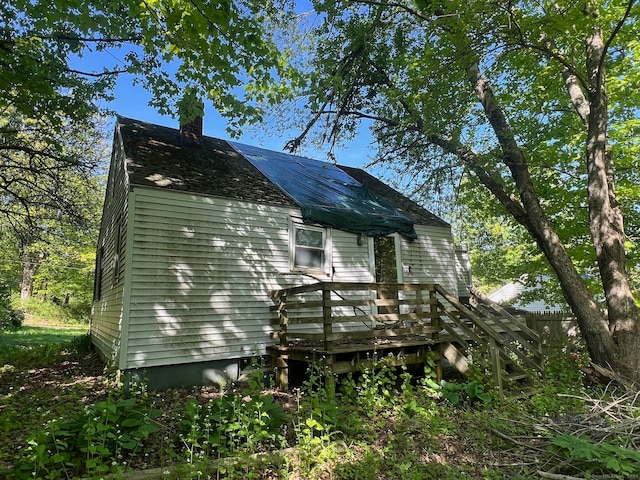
<box><xmin>276</xmin><ymin>294</ymin><xmax>289</xmax><ymax>389</ymax></box>
<box><xmin>489</xmin><ymin>337</ymin><xmax>504</xmax><ymax>400</ymax></box>
<box><xmin>279</xmin><ymin>295</ymin><xmax>288</xmax><ymax>347</ymax></box>
<box><xmin>414</xmin><ymin>288</ymin><xmax>423</xmax><ymax>327</ymax></box>
<box><xmin>276</xmin><ymin>353</ymin><xmax>289</xmax><ymax>390</ymax></box>
<box><xmin>429</xmin><ymin>287</ymin><xmax>440</xmax><ymax>332</ymax></box>
<box><xmin>322</xmin><ymin>285</ymin><xmax>336</xmax><ymax>398</ymax></box>
<box><xmin>430</xmin><ymin>287</ymin><xmax>443</xmax><ymax>381</ymax></box>
<box><xmin>322</xmin><ymin>285</ymin><xmax>333</xmax><ymax>353</ymax></box>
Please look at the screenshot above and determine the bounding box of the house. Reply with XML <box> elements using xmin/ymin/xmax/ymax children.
<box><xmin>91</xmin><ymin>115</ymin><xmax>461</xmax><ymax>389</ymax></box>
<box><xmin>487</xmin><ymin>275</ymin><xmax>567</xmax><ymax>314</ymax></box>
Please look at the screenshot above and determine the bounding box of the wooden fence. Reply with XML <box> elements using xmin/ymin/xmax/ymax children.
<box><xmin>524</xmin><ymin>313</ymin><xmax>581</xmax><ymax>352</ymax></box>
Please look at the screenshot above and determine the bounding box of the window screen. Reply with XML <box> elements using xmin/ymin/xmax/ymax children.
<box><xmin>293</xmin><ymin>226</ymin><xmax>325</xmax><ymax>270</ymax></box>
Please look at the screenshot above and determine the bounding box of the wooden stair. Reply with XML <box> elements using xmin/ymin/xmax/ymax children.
<box><xmin>434</xmin><ymin>285</ymin><xmax>544</xmax><ymax>399</ymax></box>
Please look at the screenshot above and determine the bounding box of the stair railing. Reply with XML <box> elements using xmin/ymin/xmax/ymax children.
<box><xmin>434</xmin><ymin>285</ymin><xmax>544</xmax><ymax>396</ymax></box>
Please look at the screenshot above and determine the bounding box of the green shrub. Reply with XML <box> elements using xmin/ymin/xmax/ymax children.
<box><xmin>0</xmin><ymin>284</ymin><xmax>23</xmax><ymax>330</ymax></box>
<box><xmin>545</xmin><ymin>350</ymin><xmax>586</xmax><ymax>387</ymax></box>
<box><xmin>526</xmin><ymin>350</ymin><xmax>587</xmax><ymax>416</ymax></box>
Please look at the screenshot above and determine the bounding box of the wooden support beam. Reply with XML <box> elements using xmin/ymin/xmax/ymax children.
<box><xmin>322</xmin><ymin>285</ymin><xmax>333</xmax><ymax>352</ymax></box>
<box><xmin>275</xmin><ymin>353</ymin><xmax>289</xmax><ymax>390</ymax></box>
<box><xmin>489</xmin><ymin>337</ymin><xmax>504</xmax><ymax>400</ymax></box>
<box><xmin>442</xmin><ymin>342</ymin><xmax>469</xmax><ymax>374</ymax></box>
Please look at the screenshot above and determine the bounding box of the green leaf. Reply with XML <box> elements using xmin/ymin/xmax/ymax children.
<box><xmin>139</xmin><ymin>423</ymin><xmax>160</xmax><ymax>434</ymax></box>
<box><xmin>121</xmin><ymin>440</ymin><xmax>139</xmax><ymax>450</ymax></box>
<box><xmin>121</xmin><ymin>418</ymin><xmax>141</xmax><ymax>427</ymax></box>
<box><xmin>464</xmin><ymin>382</ymin><xmax>478</xmax><ymax>398</ymax></box>
<box><xmin>476</xmin><ymin>392</ymin><xmax>491</xmax><ymax>403</ymax></box>
<box><xmin>552</xmin><ymin>434</ymin><xmax>580</xmax><ymax>449</ymax></box>
<box><xmin>605</xmin><ymin>456</ymin><xmax>622</xmax><ymax>472</ymax></box>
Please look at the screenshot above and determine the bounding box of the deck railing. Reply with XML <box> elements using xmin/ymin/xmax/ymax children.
<box><xmin>440</xmin><ymin>285</ymin><xmax>544</xmax><ymax>395</ymax></box>
<box><xmin>270</xmin><ymin>282</ymin><xmax>442</xmax><ymax>352</ymax></box>
<box><xmin>270</xmin><ymin>281</ymin><xmax>544</xmax><ymax>395</ymax></box>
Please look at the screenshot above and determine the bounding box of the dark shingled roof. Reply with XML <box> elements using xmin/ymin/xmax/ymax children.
<box><xmin>118</xmin><ymin>116</ymin><xmax>295</xmax><ymax>207</ymax></box>
<box><xmin>117</xmin><ymin>116</ymin><xmax>449</xmax><ymax>229</ymax></box>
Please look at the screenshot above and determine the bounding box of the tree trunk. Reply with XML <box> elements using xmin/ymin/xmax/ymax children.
<box><xmin>584</xmin><ymin>26</ymin><xmax>640</xmax><ymax>380</ymax></box>
<box><xmin>467</xmin><ymin>62</ymin><xmax>640</xmax><ymax>382</ymax></box>
<box><xmin>20</xmin><ymin>252</ymin><xmax>39</xmax><ymax>300</ymax></box>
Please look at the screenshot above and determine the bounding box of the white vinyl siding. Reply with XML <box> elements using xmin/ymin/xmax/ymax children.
<box><xmin>94</xmin><ymin>172</ymin><xmax>459</xmax><ymax>372</ymax></box>
<box><xmin>455</xmin><ymin>247</ymin><xmax>472</xmax><ymax>298</ymax></box>
<box><xmin>91</xmin><ymin>132</ymin><xmax>129</xmax><ymax>364</ymax></box>
<box><xmin>331</xmin><ymin>229</ymin><xmax>373</xmax><ymax>283</ymax></box>
<box><xmin>399</xmin><ymin>225</ymin><xmax>458</xmax><ymax>296</ymax></box>
<box><xmin>123</xmin><ymin>191</ymin><xmax>379</xmax><ymax>367</ymax></box>
<box><xmin>124</xmin><ymin>189</ymin><xmax>296</xmax><ymax>369</ymax></box>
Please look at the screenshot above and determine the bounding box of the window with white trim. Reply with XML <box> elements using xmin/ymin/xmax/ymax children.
<box><xmin>113</xmin><ymin>215</ymin><xmax>122</xmax><ymax>285</ymax></box>
<box><xmin>291</xmin><ymin>223</ymin><xmax>329</xmax><ymax>272</ymax></box>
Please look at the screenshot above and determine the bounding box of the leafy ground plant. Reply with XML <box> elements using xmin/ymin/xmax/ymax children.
<box><xmin>438</xmin><ymin>380</ymin><xmax>492</xmax><ymax>406</ymax></box>
<box><xmin>15</xmin><ymin>396</ymin><xmax>161</xmax><ymax>479</ymax></box>
<box><xmin>178</xmin><ymin>392</ymin><xmax>289</xmax><ymax>463</ymax></box>
<box><xmin>552</xmin><ymin>434</ymin><xmax>640</xmax><ymax>477</ymax></box>
<box><xmin>3</xmin><ymin>325</ymin><xmax>639</xmax><ymax>479</ymax></box>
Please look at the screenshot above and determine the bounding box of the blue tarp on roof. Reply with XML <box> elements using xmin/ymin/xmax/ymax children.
<box><xmin>229</xmin><ymin>141</ymin><xmax>417</xmax><ymax>239</ymax></box>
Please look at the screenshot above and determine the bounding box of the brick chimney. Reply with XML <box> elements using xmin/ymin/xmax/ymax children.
<box><xmin>180</xmin><ymin>115</ymin><xmax>203</xmax><ymax>147</ymax></box>
<box><xmin>178</xmin><ymin>95</ymin><xmax>204</xmax><ymax>147</ymax></box>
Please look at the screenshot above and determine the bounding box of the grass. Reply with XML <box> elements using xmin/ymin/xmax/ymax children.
<box><xmin>0</xmin><ymin>325</ymin><xmax>88</xmax><ymax>348</ymax></box>
<box><xmin>12</xmin><ymin>296</ymin><xmax>92</xmax><ymax>326</ymax></box>
<box><xmin>0</xmin><ymin>325</ymin><xmax>91</xmax><ymax>369</ymax></box>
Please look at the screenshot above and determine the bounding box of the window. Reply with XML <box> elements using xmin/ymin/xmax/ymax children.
<box><xmin>94</xmin><ymin>246</ymin><xmax>104</xmax><ymax>301</ymax></box>
<box><xmin>291</xmin><ymin>223</ymin><xmax>328</xmax><ymax>272</ymax></box>
<box><xmin>113</xmin><ymin>216</ymin><xmax>122</xmax><ymax>284</ymax></box>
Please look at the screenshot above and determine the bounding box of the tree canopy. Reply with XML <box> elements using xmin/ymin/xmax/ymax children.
<box><xmin>1</xmin><ymin>0</ymin><xmax>296</xmax><ymax>229</ymax></box>
<box><xmin>1</xmin><ymin>0</ymin><xmax>296</xmax><ymax>128</ymax></box>
<box><xmin>1</xmin><ymin>0</ymin><xmax>297</xmax><ymax>307</ymax></box>
<box><xmin>283</xmin><ymin>0</ymin><xmax>640</xmax><ymax>380</ymax></box>
<box><xmin>0</xmin><ymin>112</ymin><xmax>107</xmax><ymax>304</ymax></box>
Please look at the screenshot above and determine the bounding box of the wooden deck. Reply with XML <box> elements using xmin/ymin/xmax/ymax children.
<box><xmin>269</xmin><ymin>282</ymin><xmax>544</xmax><ymax>397</ymax></box>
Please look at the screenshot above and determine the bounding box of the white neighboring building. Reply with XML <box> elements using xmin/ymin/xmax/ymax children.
<box><xmin>488</xmin><ymin>275</ymin><xmax>567</xmax><ymax>313</ymax></box>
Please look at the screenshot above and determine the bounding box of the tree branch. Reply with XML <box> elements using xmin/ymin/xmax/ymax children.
<box><xmin>424</xmin><ymin>134</ymin><xmax>529</xmax><ymax>224</ymax></box>
<box><xmin>65</xmin><ymin>67</ymin><xmax>130</xmax><ymax>78</ymax></box>
<box><xmin>503</xmin><ymin>4</ymin><xmax>588</xmax><ymax>90</ymax></box>
<box><xmin>0</xmin><ymin>35</ymin><xmax>143</xmax><ymax>46</ymax></box>
<box><xmin>347</xmin><ymin>0</ymin><xmax>433</xmax><ymax>22</ymax></box>
<box><xmin>598</xmin><ymin>0</ymin><xmax>637</xmax><ymax>93</ymax></box>
<box><xmin>562</xmin><ymin>69</ymin><xmax>590</xmax><ymax>125</ymax></box>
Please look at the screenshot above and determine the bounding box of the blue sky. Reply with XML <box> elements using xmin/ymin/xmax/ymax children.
<box><xmin>107</xmin><ymin>76</ymin><xmax>374</xmax><ymax>169</ymax></box>
<box><xmin>104</xmin><ymin>74</ymin><xmax>415</xmax><ymax>206</ymax></box>
<box><xmin>99</xmin><ymin>0</ymin><xmax>376</xmax><ymax>170</ymax></box>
